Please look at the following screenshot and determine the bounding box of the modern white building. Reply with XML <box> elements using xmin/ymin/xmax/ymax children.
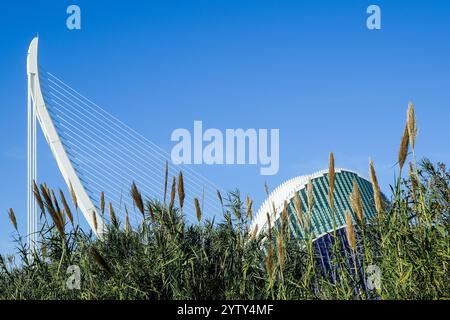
<box><xmin>252</xmin><ymin>168</ymin><xmax>379</xmax><ymax>240</ymax></box>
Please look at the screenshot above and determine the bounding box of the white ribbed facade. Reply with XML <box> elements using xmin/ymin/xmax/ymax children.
<box><xmin>251</xmin><ymin>168</ymin><xmax>375</xmax><ymax>239</ymax></box>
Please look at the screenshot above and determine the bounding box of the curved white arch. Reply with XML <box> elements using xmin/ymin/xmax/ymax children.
<box><xmin>251</xmin><ymin>168</ymin><xmax>371</xmax><ymax>236</ymax></box>
<box><xmin>27</xmin><ymin>37</ymin><xmax>105</xmax><ymax>237</ymax></box>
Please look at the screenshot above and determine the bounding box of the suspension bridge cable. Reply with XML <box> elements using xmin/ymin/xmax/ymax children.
<box><xmin>45</xmin><ymin>72</ymin><xmax>222</xmax><ymax>193</ymax></box>
<box><xmin>40</xmin><ymin>75</ymin><xmax>220</xmax><ymax>214</ymax></box>
<box><xmin>41</xmin><ymin>77</ymin><xmax>220</xmax><ymax>209</ymax></box>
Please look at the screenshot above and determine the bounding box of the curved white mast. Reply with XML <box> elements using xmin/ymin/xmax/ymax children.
<box><xmin>27</xmin><ymin>38</ymin><xmax>37</xmax><ymax>254</ymax></box>
<box><xmin>27</xmin><ymin>37</ymin><xmax>105</xmax><ymax>240</ymax></box>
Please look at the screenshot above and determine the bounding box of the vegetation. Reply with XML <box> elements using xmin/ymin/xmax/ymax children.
<box><xmin>0</xmin><ymin>103</ymin><xmax>449</xmax><ymax>299</ymax></box>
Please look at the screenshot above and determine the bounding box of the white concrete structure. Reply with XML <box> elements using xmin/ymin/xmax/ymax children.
<box><xmin>251</xmin><ymin>168</ymin><xmax>375</xmax><ymax>239</ymax></box>
<box><xmin>27</xmin><ymin>37</ymin><xmax>105</xmax><ymax>247</ymax></box>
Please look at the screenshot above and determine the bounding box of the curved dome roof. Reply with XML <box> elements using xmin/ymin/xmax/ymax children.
<box><xmin>251</xmin><ymin>168</ymin><xmax>377</xmax><ymax>239</ymax></box>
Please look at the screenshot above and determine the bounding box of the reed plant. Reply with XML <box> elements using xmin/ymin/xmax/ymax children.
<box><xmin>0</xmin><ymin>103</ymin><xmax>448</xmax><ymax>300</ymax></box>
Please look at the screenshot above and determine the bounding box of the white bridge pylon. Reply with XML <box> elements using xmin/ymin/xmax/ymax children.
<box><xmin>27</xmin><ymin>37</ymin><xmax>105</xmax><ymax>243</ymax></box>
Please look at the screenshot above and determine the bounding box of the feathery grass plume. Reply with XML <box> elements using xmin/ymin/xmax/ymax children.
<box><xmin>307</xmin><ymin>178</ymin><xmax>314</xmax><ymax>212</ymax></box>
<box><xmin>217</xmin><ymin>190</ymin><xmax>223</xmax><ymax>207</ymax></box>
<box><xmin>232</xmin><ymin>195</ymin><xmax>242</xmax><ymax>221</ymax></box>
<box><xmin>264</xmin><ymin>181</ymin><xmax>269</xmax><ymax>196</ymax></box>
<box><xmin>146</xmin><ymin>201</ymin><xmax>155</xmax><ymax>223</ymax></box>
<box><xmin>100</xmin><ymin>192</ymin><xmax>105</xmax><ymax>215</ymax></box>
<box><xmin>41</xmin><ymin>241</ymin><xmax>47</xmax><ymax>260</ymax></box>
<box><xmin>169</xmin><ymin>176</ymin><xmax>176</xmax><ymax>212</ymax></box>
<box><xmin>33</xmin><ymin>181</ymin><xmax>45</xmax><ymax>216</ymax></box>
<box><xmin>92</xmin><ymin>211</ymin><xmax>98</xmax><ymax>232</ymax></box>
<box><xmin>407</xmin><ymin>102</ymin><xmax>417</xmax><ymax>149</ymax></box>
<box><xmin>350</xmin><ymin>179</ymin><xmax>364</xmax><ymax>224</ymax></box>
<box><xmin>40</xmin><ymin>185</ymin><xmax>65</xmax><ymax>238</ymax></box>
<box><xmin>59</xmin><ymin>189</ymin><xmax>74</xmax><ymax>226</ymax></box>
<box><xmin>53</xmin><ymin>211</ymin><xmax>65</xmax><ymax>239</ymax></box>
<box><xmin>263</xmin><ymin>216</ymin><xmax>277</xmax><ymax>276</ymax></box>
<box><xmin>131</xmin><ymin>182</ymin><xmax>145</xmax><ymax>216</ymax></box>
<box><xmin>40</xmin><ymin>184</ymin><xmax>54</xmax><ymax>214</ymax></box>
<box><xmin>59</xmin><ymin>208</ymin><xmax>66</xmax><ymax>228</ymax></box>
<box><xmin>409</xmin><ymin>162</ymin><xmax>417</xmax><ymax>203</ymax></box>
<box><xmin>69</xmin><ymin>181</ymin><xmax>78</xmax><ymax>211</ymax></box>
<box><xmin>369</xmin><ymin>158</ymin><xmax>383</xmax><ymax>214</ymax></box>
<box><xmin>276</xmin><ymin>233</ymin><xmax>285</xmax><ymax>269</ymax></box>
<box><xmin>90</xmin><ymin>247</ymin><xmax>113</xmax><ymax>275</ymax></box>
<box><xmin>51</xmin><ymin>190</ymin><xmax>62</xmax><ymax>220</ymax></box>
<box><xmin>52</xmin><ymin>214</ymin><xmax>65</xmax><ymax>239</ymax></box>
<box><xmin>281</xmin><ymin>201</ymin><xmax>288</xmax><ymax>234</ymax></box>
<box><xmin>265</xmin><ymin>245</ymin><xmax>274</xmax><ymax>275</ymax></box>
<box><xmin>246</xmin><ymin>196</ymin><xmax>253</xmax><ymax>221</ymax></box>
<box><xmin>252</xmin><ymin>224</ymin><xmax>258</xmax><ymax>240</ymax></box>
<box><xmin>345</xmin><ymin>210</ymin><xmax>357</xmax><ymax>253</ymax></box>
<box><xmin>266</xmin><ymin>212</ymin><xmax>272</xmax><ymax>240</ymax></box>
<box><xmin>294</xmin><ymin>192</ymin><xmax>303</xmax><ymax>229</ymax></box>
<box><xmin>8</xmin><ymin>208</ymin><xmax>17</xmax><ymax>231</ymax></box>
<box><xmin>282</xmin><ymin>201</ymin><xmax>290</xmax><ymax>242</ymax></box>
<box><xmin>125</xmin><ymin>206</ymin><xmax>131</xmax><ymax>232</ymax></box>
<box><xmin>163</xmin><ymin>160</ymin><xmax>168</xmax><ymax>206</ymax></box>
<box><xmin>109</xmin><ymin>202</ymin><xmax>118</xmax><ymax>228</ymax></box>
<box><xmin>269</xmin><ymin>202</ymin><xmax>275</xmax><ymax>219</ymax></box>
<box><xmin>59</xmin><ymin>209</ymin><xmax>67</xmax><ymax>228</ymax></box>
<box><xmin>194</xmin><ymin>197</ymin><xmax>202</xmax><ymax>223</ymax></box>
<box><xmin>53</xmin><ymin>190</ymin><xmax>67</xmax><ymax>229</ymax></box>
<box><xmin>43</xmin><ymin>183</ymin><xmax>50</xmax><ymax>195</ymax></box>
<box><xmin>178</xmin><ymin>171</ymin><xmax>185</xmax><ymax>210</ymax></box>
<box><xmin>328</xmin><ymin>152</ymin><xmax>335</xmax><ymax>209</ymax></box>
<box><xmin>398</xmin><ymin>123</ymin><xmax>410</xmax><ymax>171</ymax></box>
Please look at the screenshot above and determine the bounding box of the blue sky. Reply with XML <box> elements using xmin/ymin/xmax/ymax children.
<box><xmin>1</xmin><ymin>0</ymin><xmax>450</xmax><ymax>254</ymax></box>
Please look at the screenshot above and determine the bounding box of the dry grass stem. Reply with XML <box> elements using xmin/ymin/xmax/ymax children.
<box><xmin>125</xmin><ymin>206</ymin><xmax>131</xmax><ymax>232</ymax></box>
<box><xmin>252</xmin><ymin>224</ymin><xmax>258</xmax><ymax>240</ymax></box>
<box><xmin>217</xmin><ymin>190</ymin><xmax>223</xmax><ymax>208</ymax></box>
<box><xmin>350</xmin><ymin>179</ymin><xmax>364</xmax><ymax>224</ymax></box>
<box><xmin>345</xmin><ymin>210</ymin><xmax>357</xmax><ymax>252</ymax></box>
<box><xmin>276</xmin><ymin>233</ymin><xmax>285</xmax><ymax>269</ymax></box>
<box><xmin>8</xmin><ymin>208</ymin><xmax>17</xmax><ymax>231</ymax></box>
<box><xmin>194</xmin><ymin>197</ymin><xmax>202</xmax><ymax>223</ymax></box>
<box><xmin>178</xmin><ymin>171</ymin><xmax>185</xmax><ymax>210</ymax></box>
<box><xmin>246</xmin><ymin>195</ymin><xmax>253</xmax><ymax>220</ymax></box>
<box><xmin>398</xmin><ymin>123</ymin><xmax>409</xmax><ymax>170</ymax></box>
<box><xmin>407</xmin><ymin>102</ymin><xmax>417</xmax><ymax>149</ymax></box>
<box><xmin>33</xmin><ymin>181</ymin><xmax>45</xmax><ymax>215</ymax></box>
<box><xmin>60</xmin><ymin>189</ymin><xmax>74</xmax><ymax>226</ymax></box>
<box><xmin>109</xmin><ymin>202</ymin><xmax>118</xmax><ymax>228</ymax></box>
<box><xmin>163</xmin><ymin>160</ymin><xmax>168</xmax><ymax>206</ymax></box>
<box><xmin>69</xmin><ymin>181</ymin><xmax>78</xmax><ymax>211</ymax></box>
<box><xmin>328</xmin><ymin>152</ymin><xmax>335</xmax><ymax>209</ymax></box>
<box><xmin>294</xmin><ymin>192</ymin><xmax>303</xmax><ymax>229</ymax></box>
<box><xmin>169</xmin><ymin>176</ymin><xmax>176</xmax><ymax>212</ymax></box>
<box><xmin>369</xmin><ymin>158</ymin><xmax>383</xmax><ymax>214</ymax></box>
<box><xmin>92</xmin><ymin>210</ymin><xmax>98</xmax><ymax>232</ymax></box>
<box><xmin>90</xmin><ymin>247</ymin><xmax>112</xmax><ymax>275</ymax></box>
<box><xmin>100</xmin><ymin>192</ymin><xmax>105</xmax><ymax>215</ymax></box>
<box><xmin>131</xmin><ymin>182</ymin><xmax>145</xmax><ymax>216</ymax></box>
<box><xmin>307</xmin><ymin>178</ymin><xmax>314</xmax><ymax>212</ymax></box>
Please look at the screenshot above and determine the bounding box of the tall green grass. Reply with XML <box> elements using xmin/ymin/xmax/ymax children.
<box><xmin>0</xmin><ymin>103</ymin><xmax>448</xmax><ymax>299</ymax></box>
